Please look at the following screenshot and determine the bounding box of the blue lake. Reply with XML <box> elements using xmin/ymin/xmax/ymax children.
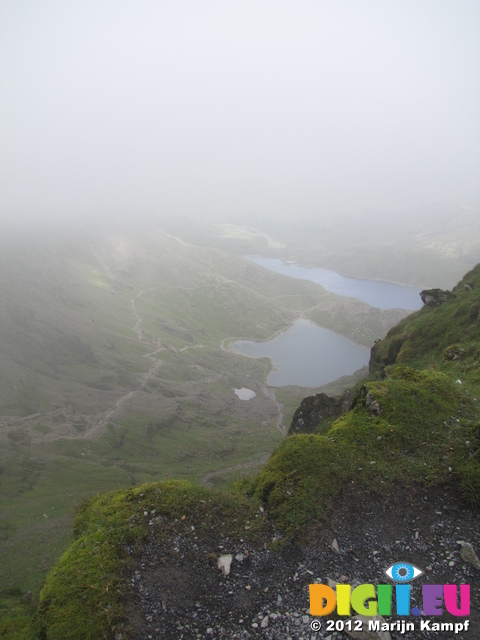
<box><xmin>248</xmin><ymin>256</ymin><xmax>423</xmax><ymax>310</ymax></box>
<box><xmin>233</xmin><ymin>257</ymin><xmax>423</xmax><ymax>387</ymax></box>
<box><xmin>233</xmin><ymin>319</ymin><xmax>370</xmax><ymax>387</ymax></box>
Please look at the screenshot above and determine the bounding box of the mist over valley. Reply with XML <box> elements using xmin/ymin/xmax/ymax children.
<box><xmin>1</xmin><ymin>1</ymin><xmax>479</xmax><ymax>636</ymax></box>
<box><xmin>1</xmin><ymin>213</ymin><xmax>479</xmax><ymax>597</ymax></box>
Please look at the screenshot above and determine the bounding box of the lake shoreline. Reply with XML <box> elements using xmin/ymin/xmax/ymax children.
<box><xmin>247</xmin><ymin>256</ymin><xmax>423</xmax><ymax>311</ymax></box>
<box><xmin>278</xmin><ymin>259</ymin><xmax>428</xmax><ymax>289</ymax></box>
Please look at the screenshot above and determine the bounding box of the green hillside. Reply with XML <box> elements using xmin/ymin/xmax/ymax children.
<box><xmin>6</xmin><ymin>264</ymin><xmax>478</xmax><ymax>639</ymax></box>
<box><xmin>1</xmin><ymin>221</ymin><xmax>417</xmax><ymax>637</ymax></box>
<box><xmin>1</xmin><ymin>221</ymin><xmax>412</xmax><ymax>606</ymax></box>
<box><xmin>370</xmin><ymin>263</ymin><xmax>480</xmax><ymax>394</ymax></box>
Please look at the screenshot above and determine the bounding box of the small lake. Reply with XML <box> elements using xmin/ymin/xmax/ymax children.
<box><xmin>233</xmin><ymin>319</ymin><xmax>369</xmax><ymax>387</ymax></box>
<box><xmin>248</xmin><ymin>256</ymin><xmax>423</xmax><ymax>310</ymax></box>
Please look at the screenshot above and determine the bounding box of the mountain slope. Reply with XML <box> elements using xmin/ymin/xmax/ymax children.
<box><xmin>370</xmin><ymin>263</ymin><xmax>480</xmax><ymax>393</ymax></box>
<box><xmin>2</xmin><ymin>218</ymin><xmax>416</xmax><ymax>631</ymax></box>
<box><xmin>22</xmin><ymin>264</ymin><xmax>480</xmax><ymax>640</ymax></box>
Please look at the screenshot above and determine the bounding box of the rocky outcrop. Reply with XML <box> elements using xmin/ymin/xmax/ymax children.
<box><xmin>420</xmin><ymin>288</ymin><xmax>455</xmax><ymax>307</ymax></box>
<box><xmin>288</xmin><ymin>390</ymin><xmax>353</xmax><ymax>435</ymax></box>
<box><xmin>352</xmin><ymin>384</ymin><xmax>384</xmax><ymax>415</ymax></box>
<box><xmin>369</xmin><ymin>337</ymin><xmax>402</xmax><ymax>378</ymax></box>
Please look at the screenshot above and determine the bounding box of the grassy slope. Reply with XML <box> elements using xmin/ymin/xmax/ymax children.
<box><xmin>0</xmin><ymin>225</ymin><xmax>302</xmax><ymax>592</ymax></box>
<box><xmin>18</xmin><ymin>265</ymin><xmax>479</xmax><ymax>639</ymax></box>
<box><xmin>370</xmin><ymin>263</ymin><xmax>480</xmax><ymax>392</ymax></box>
<box><xmin>2</xmin><ymin>220</ymin><xmax>414</xmax><ymax>634</ymax></box>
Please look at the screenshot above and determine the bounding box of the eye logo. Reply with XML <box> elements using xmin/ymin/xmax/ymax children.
<box><xmin>385</xmin><ymin>562</ymin><xmax>423</xmax><ymax>583</ymax></box>
<box><xmin>310</xmin><ymin>561</ymin><xmax>470</xmax><ymax>618</ymax></box>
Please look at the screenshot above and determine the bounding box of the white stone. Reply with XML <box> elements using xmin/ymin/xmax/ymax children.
<box><xmin>217</xmin><ymin>554</ymin><xmax>232</xmax><ymax>576</ymax></box>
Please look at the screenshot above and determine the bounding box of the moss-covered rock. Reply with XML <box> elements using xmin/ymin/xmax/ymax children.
<box><xmin>37</xmin><ymin>480</ymin><xmax>267</xmax><ymax>639</ymax></box>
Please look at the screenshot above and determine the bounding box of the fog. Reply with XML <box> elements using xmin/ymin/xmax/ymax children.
<box><xmin>1</xmin><ymin>0</ymin><xmax>479</xmax><ymax>228</ymax></box>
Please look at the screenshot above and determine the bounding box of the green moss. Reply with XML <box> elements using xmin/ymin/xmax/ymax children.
<box><xmin>330</xmin><ymin>367</ymin><xmax>478</xmax><ymax>494</ymax></box>
<box><xmin>457</xmin><ymin>455</ymin><xmax>480</xmax><ymax>506</ymax></box>
<box><xmin>248</xmin><ymin>366</ymin><xmax>479</xmax><ymax>538</ymax></box>
<box><xmin>251</xmin><ymin>435</ymin><xmax>357</xmax><ymax>533</ymax></box>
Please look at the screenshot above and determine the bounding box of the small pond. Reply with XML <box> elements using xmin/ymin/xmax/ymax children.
<box><xmin>234</xmin><ymin>387</ymin><xmax>257</xmax><ymax>400</ymax></box>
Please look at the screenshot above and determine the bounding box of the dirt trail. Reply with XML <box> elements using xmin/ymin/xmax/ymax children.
<box><xmin>92</xmin><ymin>288</ymin><xmax>164</xmax><ymax>431</ymax></box>
<box><xmin>1</xmin><ymin>288</ymin><xmax>165</xmax><ymax>441</ymax></box>
<box><xmin>3</xmin><ymin>285</ymin><xmax>288</xmax><ymax>444</ymax></box>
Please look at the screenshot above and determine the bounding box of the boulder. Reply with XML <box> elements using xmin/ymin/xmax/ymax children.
<box><xmin>289</xmin><ymin>390</ymin><xmax>352</xmax><ymax>435</ymax></box>
<box><xmin>420</xmin><ymin>288</ymin><xmax>455</xmax><ymax>307</ymax></box>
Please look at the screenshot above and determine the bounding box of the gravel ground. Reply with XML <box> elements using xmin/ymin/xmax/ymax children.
<box><xmin>124</xmin><ymin>486</ymin><xmax>479</xmax><ymax>640</ymax></box>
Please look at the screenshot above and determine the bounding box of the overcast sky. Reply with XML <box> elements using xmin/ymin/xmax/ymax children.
<box><xmin>1</xmin><ymin>0</ymin><xmax>479</xmax><ymax>225</ymax></box>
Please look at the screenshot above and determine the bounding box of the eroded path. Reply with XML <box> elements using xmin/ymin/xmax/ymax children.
<box><xmin>0</xmin><ymin>288</ymin><xmax>165</xmax><ymax>442</ymax></box>
<box><xmin>92</xmin><ymin>289</ymin><xmax>165</xmax><ymax>429</ymax></box>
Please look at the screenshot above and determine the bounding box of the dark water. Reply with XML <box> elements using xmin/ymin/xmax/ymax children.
<box><xmin>233</xmin><ymin>319</ymin><xmax>369</xmax><ymax>387</ymax></box>
<box><xmin>248</xmin><ymin>256</ymin><xmax>423</xmax><ymax>310</ymax></box>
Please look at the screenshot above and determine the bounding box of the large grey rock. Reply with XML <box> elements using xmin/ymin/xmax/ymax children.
<box><xmin>364</xmin><ymin>390</ymin><xmax>383</xmax><ymax>415</ymax></box>
<box><xmin>289</xmin><ymin>390</ymin><xmax>352</xmax><ymax>435</ymax></box>
<box><xmin>420</xmin><ymin>288</ymin><xmax>455</xmax><ymax>307</ymax></box>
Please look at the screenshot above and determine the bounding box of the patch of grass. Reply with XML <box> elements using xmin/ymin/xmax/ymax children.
<box><xmin>370</xmin><ymin>264</ymin><xmax>480</xmax><ymax>395</ymax></box>
<box><xmin>329</xmin><ymin>367</ymin><xmax>477</xmax><ymax>492</ymax></box>
<box><xmin>0</xmin><ymin>590</ymin><xmax>39</xmax><ymax>640</ymax></box>
<box><xmin>250</xmin><ymin>435</ymin><xmax>357</xmax><ymax>534</ymax></box>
